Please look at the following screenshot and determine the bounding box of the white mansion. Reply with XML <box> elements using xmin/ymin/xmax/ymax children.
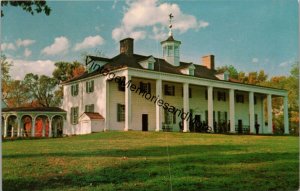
<box><xmin>62</xmin><ymin>34</ymin><xmax>289</xmax><ymax>135</ymax></box>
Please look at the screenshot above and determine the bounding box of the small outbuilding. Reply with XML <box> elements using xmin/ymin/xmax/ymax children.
<box><xmin>78</xmin><ymin>112</ymin><xmax>105</xmax><ymax>134</ymax></box>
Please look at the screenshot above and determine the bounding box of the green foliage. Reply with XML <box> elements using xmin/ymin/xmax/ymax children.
<box><xmin>52</xmin><ymin>61</ymin><xmax>84</xmax><ymax>83</ymax></box>
<box><xmin>216</xmin><ymin>65</ymin><xmax>238</xmax><ymax>79</ymax></box>
<box><xmin>23</xmin><ymin>73</ymin><xmax>59</xmax><ymax>107</ymax></box>
<box><xmin>1</xmin><ymin>0</ymin><xmax>51</xmax><ymax>17</ymax></box>
<box><xmin>3</xmin><ymin>132</ymin><xmax>299</xmax><ymax>191</ymax></box>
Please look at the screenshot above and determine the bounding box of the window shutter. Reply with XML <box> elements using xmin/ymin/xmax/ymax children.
<box><xmin>86</xmin><ymin>82</ymin><xmax>88</xmax><ymax>92</ymax></box>
<box><xmin>71</xmin><ymin>85</ymin><xmax>74</xmax><ymax>96</ymax></box>
<box><xmin>164</xmin><ymin>85</ymin><xmax>168</xmax><ymax>95</ymax></box>
<box><xmin>91</xmin><ymin>104</ymin><xmax>94</xmax><ymax>112</ymax></box>
<box><xmin>91</xmin><ymin>80</ymin><xmax>94</xmax><ymax>92</ymax></box>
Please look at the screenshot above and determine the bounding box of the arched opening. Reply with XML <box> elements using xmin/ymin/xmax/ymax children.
<box><xmin>34</xmin><ymin>115</ymin><xmax>50</xmax><ymax>137</ymax></box>
<box><xmin>1</xmin><ymin>116</ymin><xmax>4</xmax><ymax>137</ymax></box>
<box><xmin>7</xmin><ymin>115</ymin><xmax>17</xmax><ymax>137</ymax></box>
<box><xmin>21</xmin><ymin>115</ymin><xmax>32</xmax><ymax>137</ymax></box>
<box><xmin>52</xmin><ymin>115</ymin><xmax>64</xmax><ymax>137</ymax></box>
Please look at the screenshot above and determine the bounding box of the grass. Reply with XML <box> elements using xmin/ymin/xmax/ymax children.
<box><xmin>3</xmin><ymin>132</ymin><xmax>299</xmax><ymax>191</ymax></box>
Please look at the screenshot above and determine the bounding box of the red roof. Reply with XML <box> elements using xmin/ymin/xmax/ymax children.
<box><xmin>84</xmin><ymin>112</ymin><xmax>104</xmax><ymax>120</ymax></box>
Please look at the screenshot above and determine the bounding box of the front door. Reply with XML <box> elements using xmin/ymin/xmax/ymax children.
<box><xmin>142</xmin><ymin>114</ymin><xmax>148</xmax><ymax>131</ymax></box>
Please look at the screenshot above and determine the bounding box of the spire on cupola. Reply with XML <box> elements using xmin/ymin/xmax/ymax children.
<box><xmin>161</xmin><ymin>13</ymin><xmax>181</xmax><ymax>66</ymax></box>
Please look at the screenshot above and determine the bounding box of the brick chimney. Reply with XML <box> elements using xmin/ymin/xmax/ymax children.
<box><xmin>202</xmin><ymin>55</ymin><xmax>215</xmax><ymax>70</ymax></box>
<box><xmin>120</xmin><ymin>38</ymin><xmax>134</xmax><ymax>56</ymax></box>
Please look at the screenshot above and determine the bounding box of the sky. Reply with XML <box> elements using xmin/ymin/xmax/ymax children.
<box><xmin>0</xmin><ymin>0</ymin><xmax>298</xmax><ymax>80</ymax></box>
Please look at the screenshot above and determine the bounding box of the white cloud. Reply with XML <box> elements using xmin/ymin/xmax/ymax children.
<box><xmin>279</xmin><ymin>60</ymin><xmax>292</xmax><ymax>67</ymax></box>
<box><xmin>252</xmin><ymin>58</ymin><xmax>259</xmax><ymax>63</ymax></box>
<box><xmin>1</xmin><ymin>43</ymin><xmax>16</xmax><ymax>51</ymax></box>
<box><xmin>41</xmin><ymin>36</ymin><xmax>69</xmax><ymax>56</ymax></box>
<box><xmin>16</xmin><ymin>39</ymin><xmax>36</xmax><ymax>47</ymax></box>
<box><xmin>24</xmin><ymin>48</ymin><xmax>32</xmax><ymax>57</ymax></box>
<box><xmin>112</xmin><ymin>0</ymin><xmax>209</xmax><ymax>41</ymax></box>
<box><xmin>8</xmin><ymin>59</ymin><xmax>55</xmax><ymax>80</ymax></box>
<box><xmin>73</xmin><ymin>35</ymin><xmax>104</xmax><ymax>51</ymax></box>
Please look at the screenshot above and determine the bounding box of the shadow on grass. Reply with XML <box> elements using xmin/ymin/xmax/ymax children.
<box><xmin>3</xmin><ymin>144</ymin><xmax>299</xmax><ymax>191</ymax></box>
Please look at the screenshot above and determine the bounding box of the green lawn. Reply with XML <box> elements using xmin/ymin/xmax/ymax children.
<box><xmin>3</xmin><ymin>132</ymin><xmax>299</xmax><ymax>191</ymax></box>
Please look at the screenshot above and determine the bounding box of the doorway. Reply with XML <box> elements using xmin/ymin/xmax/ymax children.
<box><xmin>142</xmin><ymin>114</ymin><xmax>148</xmax><ymax>131</ymax></box>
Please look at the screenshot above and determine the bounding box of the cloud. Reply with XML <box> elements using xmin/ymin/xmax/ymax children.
<box><xmin>41</xmin><ymin>36</ymin><xmax>69</xmax><ymax>55</ymax></box>
<box><xmin>279</xmin><ymin>60</ymin><xmax>292</xmax><ymax>67</ymax></box>
<box><xmin>1</xmin><ymin>43</ymin><xmax>16</xmax><ymax>51</ymax></box>
<box><xmin>16</xmin><ymin>39</ymin><xmax>36</xmax><ymax>47</ymax></box>
<box><xmin>24</xmin><ymin>48</ymin><xmax>32</xmax><ymax>57</ymax></box>
<box><xmin>73</xmin><ymin>35</ymin><xmax>104</xmax><ymax>51</ymax></box>
<box><xmin>252</xmin><ymin>58</ymin><xmax>258</xmax><ymax>63</ymax></box>
<box><xmin>8</xmin><ymin>59</ymin><xmax>55</xmax><ymax>80</ymax></box>
<box><xmin>112</xmin><ymin>0</ymin><xmax>209</xmax><ymax>41</ymax></box>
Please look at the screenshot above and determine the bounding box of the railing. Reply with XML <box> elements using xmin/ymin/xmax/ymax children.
<box><xmin>162</xmin><ymin>123</ymin><xmax>173</xmax><ymax>132</ymax></box>
<box><xmin>235</xmin><ymin>125</ymin><xmax>250</xmax><ymax>134</ymax></box>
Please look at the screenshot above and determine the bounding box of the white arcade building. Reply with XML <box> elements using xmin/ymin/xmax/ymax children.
<box><xmin>62</xmin><ymin>30</ymin><xmax>289</xmax><ymax>135</ymax></box>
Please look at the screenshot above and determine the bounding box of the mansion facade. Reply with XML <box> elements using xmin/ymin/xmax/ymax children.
<box><xmin>62</xmin><ymin>35</ymin><xmax>289</xmax><ymax>135</ymax></box>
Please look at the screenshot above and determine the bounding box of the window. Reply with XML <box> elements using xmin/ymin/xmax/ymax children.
<box><xmin>71</xmin><ymin>84</ymin><xmax>79</xmax><ymax>96</ymax></box>
<box><xmin>163</xmin><ymin>46</ymin><xmax>167</xmax><ymax>57</ymax></box>
<box><xmin>118</xmin><ymin>77</ymin><xmax>125</xmax><ymax>91</ymax></box>
<box><xmin>189</xmin><ymin>68</ymin><xmax>194</xmax><ymax>76</ymax></box>
<box><xmin>174</xmin><ymin>46</ymin><xmax>179</xmax><ymax>57</ymax></box>
<box><xmin>164</xmin><ymin>85</ymin><xmax>175</xmax><ymax>96</ymax></box>
<box><xmin>117</xmin><ymin>104</ymin><xmax>125</xmax><ymax>122</ymax></box>
<box><xmin>254</xmin><ymin>96</ymin><xmax>257</xmax><ymax>105</ymax></box>
<box><xmin>236</xmin><ymin>94</ymin><xmax>244</xmax><ymax>103</ymax></box>
<box><xmin>140</xmin><ymin>82</ymin><xmax>151</xmax><ymax>93</ymax></box>
<box><xmin>71</xmin><ymin>107</ymin><xmax>79</xmax><ymax>124</ymax></box>
<box><xmin>85</xmin><ymin>104</ymin><xmax>94</xmax><ymax>112</ymax></box>
<box><xmin>217</xmin><ymin>92</ymin><xmax>226</xmax><ymax>101</ymax></box>
<box><xmin>167</xmin><ymin>45</ymin><xmax>173</xmax><ymax>56</ymax></box>
<box><xmin>86</xmin><ymin>80</ymin><xmax>94</xmax><ymax>93</ymax></box>
<box><xmin>148</xmin><ymin>62</ymin><xmax>153</xmax><ymax>70</ymax></box>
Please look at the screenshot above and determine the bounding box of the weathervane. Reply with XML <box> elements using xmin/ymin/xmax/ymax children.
<box><xmin>168</xmin><ymin>13</ymin><xmax>173</xmax><ymax>37</ymax></box>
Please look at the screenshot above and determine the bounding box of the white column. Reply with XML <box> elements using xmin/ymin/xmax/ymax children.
<box><xmin>249</xmin><ymin>92</ymin><xmax>255</xmax><ymax>134</ymax></box>
<box><xmin>17</xmin><ymin>117</ymin><xmax>21</xmax><ymax>137</ymax></box>
<box><xmin>267</xmin><ymin>94</ymin><xmax>273</xmax><ymax>134</ymax></box>
<box><xmin>156</xmin><ymin>79</ymin><xmax>162</xmax><ymax>132</ymax></box>
<box><xmin>125</xmin><ymin>75</ymin><xmax>131</xmax><ymax>131</ymax></box>
<box><xmin>42</xmin><ymin>118</ymin><xmax>46</xmax><ymax>137</ymax></box>
<box><xmin>207</xmin><ymin>86</ymin><xmax>214</xmax><ymax>131</ymax></box>
<box><xmin>261</xmin><ymin>96</ymin><xmax>265</xmax><ymax>134</ymax></box>
<box><xmin>229</xmin><ymin>89</ymin><xmax>235</xmax><ymax>133</ymax></box>
<box><xmin>31</xmin><ymin>118</ymin><xmax>36</xmax><ymax>137</ymax></box>
<box><xmin>11</xmin><ymin>127</ymin><xmax>14</xmax><ymax>138</ymax></box>
<box><xmin>183</xmin><ymin>83</ymin><xmax>189</xmax><ymax>132</ymax></box>
<box><xmin>283</xmin><ymin>96</ymin><xmax>289</xmax><ymax>134</ymax></box>
<box><xmin>4</xmin><ymin>117</ymin><xmax>7</xmax><ymax>138</ymax></box>
<box><xmin>48</xmin><ymin>118</ymin><xmax>52</xmax><ymax>138</ymax></box>
<box><xmin>105</xmin><ymin>80</ymin><xmax>110</xmax><ymax>131</ymax></box>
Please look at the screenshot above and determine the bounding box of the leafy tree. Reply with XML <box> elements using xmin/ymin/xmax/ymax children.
<box><xmin>6</xmin><ymin>80</ymin><xmax>30</xmax><ymax>107</ymax></box>
<box><xmin>216</xmin><ymin>65</ymin><xmax>238</xmax><ymax>79</ymax></box>
<box><xmin>52</xmin><ymin>61</ymin><xmax>85</xmax><ymax>83</ymax></box>
<box><xmin>1</xmin><ymin>54</ymin><xmax>13</xmax><ymax>103</ymax></box>
<box><xmin>1</xmin><ymin>0</ymin><xmax>51</xmax><ymax>17</ymax></box>
<box><xmin>23</xmin><ymin>73</ymin><xmax>59</xmax><ymax>107</ymax></box>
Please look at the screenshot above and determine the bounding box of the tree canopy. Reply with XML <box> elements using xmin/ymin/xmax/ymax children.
<box><xmin>1</xmin><ymin>0</ymin><xmax>51</xmax><ymax>17</ymax></box>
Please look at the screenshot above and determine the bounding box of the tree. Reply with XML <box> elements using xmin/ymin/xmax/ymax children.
<box><xmin>1</xmin><ymin>0</ymin><xmax>51</xmax><ymax>17</ymax></box>
<box><xmin>1</xmin><ymin>54</ymin><xmax>13</xmax><ymax>103</ymax></box>
<box><xmin>216</xmin><ymin>65</ymin><xmax>239</xmax><ymax>79</ymax></box>
<box><xmin>52</xmin><ymin>61</ymin><xmax>85</xmax><ymax>83</ymax></box>
<box><xmin>23</xmin><ymin>73</ymin><xmax>59</xmax><ymax>107</ymax></box>
<box><xmin>6</xmin><ymin>80</ymin><xmax>30</xmax><ymax>107</ymax></box>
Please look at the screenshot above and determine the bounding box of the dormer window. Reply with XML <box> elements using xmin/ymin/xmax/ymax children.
<box><xmin>139</xmin><ymin>56</ymin><xmax>155</xmax><ymax>70</ymax></box>
<box><xmin>189</xmin><ymin>68</ymin><xmax>194</xmax><ymax>76</ymax></box>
